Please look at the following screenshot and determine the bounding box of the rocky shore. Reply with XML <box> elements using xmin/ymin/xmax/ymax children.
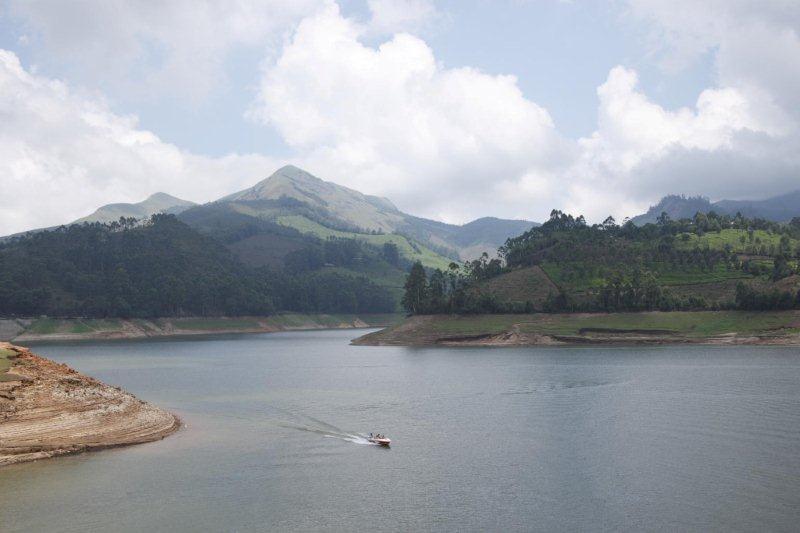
<box><xmin>0</xmin><ymin>342</ymin><xmax>179</xmax><ymax>467</ymax></box>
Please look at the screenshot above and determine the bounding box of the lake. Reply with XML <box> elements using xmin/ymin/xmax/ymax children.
<box><xmin>2</xmin><ymin>330</ymin><xmax>800</xmax><ymax>532</ymax></box>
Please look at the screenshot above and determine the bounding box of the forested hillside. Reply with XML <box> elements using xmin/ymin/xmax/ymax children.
<box><xmin>401</xmin><ymin>210</ymin><xmax>800</xmax><ymax>314</ymax></box>
<box><xmin>0</xmin><ymin>215</ymin><xmax>395</xmax><ymax>317</ymax></box>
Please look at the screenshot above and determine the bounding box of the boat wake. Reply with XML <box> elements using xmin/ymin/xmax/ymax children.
<box><xmin>275</xmin><ymin>413</ymin><xmax>381</xmax><ymax>446</ymax></box>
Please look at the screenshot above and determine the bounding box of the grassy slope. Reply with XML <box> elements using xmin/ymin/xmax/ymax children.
<box><xmin>277</xmin><ymin>215</ymin><xmax>453</xmax><ymax>270</ymax></box>
<box><xmin>363</xmin><ymin>311</ymin><xmax>800</xmax><ymax>344</ymax></box>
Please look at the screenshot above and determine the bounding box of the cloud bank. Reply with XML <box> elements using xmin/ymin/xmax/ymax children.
<box><xmin>2</xmin><ymin>0</ymin><xmax>800</xmax><ymax>234</ymax></box>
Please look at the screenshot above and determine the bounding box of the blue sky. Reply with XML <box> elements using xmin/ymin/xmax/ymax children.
<box><xmin>1</xmin><ymin>0</ymin><xmax>798</xmax><ymax>234</ymax></box>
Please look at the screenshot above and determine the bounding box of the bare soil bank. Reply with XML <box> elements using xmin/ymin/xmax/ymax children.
<box><xmin>352</xmin><ymin>312</ymin><xmax>800</xmax><ymax>347</ymax></box>
<box><xmin>0</xmin><ymin>342</ymin><xmax>179</xmax><ymax>467</ymax></box>
<box><xmin>2</xmin><ymin>314</ymin><xmax>402</xmax><ymax>343</ymax></box>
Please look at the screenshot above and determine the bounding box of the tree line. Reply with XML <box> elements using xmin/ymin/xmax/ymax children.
<box><xmin>0</xmin><ymin>215</ymin><xmax>395</xmax><ymax>318</ymax></box>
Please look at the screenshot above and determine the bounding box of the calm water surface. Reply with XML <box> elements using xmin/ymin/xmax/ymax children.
<box><xmin>2</xmin><ymin>330</ymin><xmax>800</xmax><ymax>532</ymax></box>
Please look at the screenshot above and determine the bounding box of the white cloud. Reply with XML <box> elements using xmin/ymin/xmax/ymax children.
<box><xmin>0</xmin><ymin>50</ymin><xmax>277</xmax><ymax>235</ymax></box>
<box><xmin>249</xmin><ymin>2</ymin><xmax>570</xmax><ymax>223</ymax></box>
<box><xmin>6</xmin><ymin>0</ymin><xmax>325</xmax><ymax>102</ymax></box>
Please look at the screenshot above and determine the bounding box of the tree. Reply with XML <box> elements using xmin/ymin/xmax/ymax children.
<box><xmin>602</xmin><ymin>216</ymin><xmax>617</xmax><ymax>230</ymax></box>
<box><xmin>382</xmin><ymin>242</ymin><xmax>400</xmax><ymax>266</ymax></box>
<box><xmin>401</xmin><ymin>262</ymin><xmax>428</xmax><ymax>314</ymax></box>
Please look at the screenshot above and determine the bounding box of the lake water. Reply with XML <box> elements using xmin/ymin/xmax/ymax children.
<box><xmin>2</xmin><ymin>330</ymin><xmax>800</xmax><ymax>532</ymax></box>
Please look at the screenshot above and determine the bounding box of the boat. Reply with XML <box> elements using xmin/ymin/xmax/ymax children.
<box><xmin>367</xmin><ymin>435</ymin><xmax>391</xmax><ymax>446</ymax></box>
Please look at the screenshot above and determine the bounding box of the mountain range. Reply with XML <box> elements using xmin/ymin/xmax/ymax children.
<box><xmin>9</xmin><ymin>165</ymin><xmax>536</xmax><ymax>265</ymax></box>
<box><xmin>631</xmin><ymin>190</ymin><xmax>800</xmax><ymax>225</ymax></box>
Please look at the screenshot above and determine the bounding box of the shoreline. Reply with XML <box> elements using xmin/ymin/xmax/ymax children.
<box><xmin>0</xmin><ymin>342</ymin><xmax>180</xmax><ymax>467</ymax></box>
<box><xmin>1</xmin><ymin>313</ymin><xmax>401</xmax><ymax>344</ymax></box>
<box><xmin>352</xmin><ymin>312</ymin><xmax>800</xmax><ymax>347</ymax></box>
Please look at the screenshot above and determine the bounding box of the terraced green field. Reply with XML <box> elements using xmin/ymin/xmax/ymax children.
<box><xmin>676</xmin><ymin>229</ymin><xmax>799</xmax><ymax>254</ymax></box>
<box><xmin>652</xmin><ymin>263</ymin><xmax>752</xmax><ymax>285</ymax></box>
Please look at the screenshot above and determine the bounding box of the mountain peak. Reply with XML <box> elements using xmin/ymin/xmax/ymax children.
<box><xmin>146</xmin><ymin>192</ymin><xmax>183</xmax><ymax>202</ymax></box>
<box><xmin>272</xmin><ymin>164</ymin><xmax>320</xmax><ymax>183</ymax></box>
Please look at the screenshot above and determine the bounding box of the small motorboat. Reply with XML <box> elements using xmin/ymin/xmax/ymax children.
<box><xmin>367</xmin><ymin>434</ymin><xmax>391</xmax><ymax>446</ymax></box>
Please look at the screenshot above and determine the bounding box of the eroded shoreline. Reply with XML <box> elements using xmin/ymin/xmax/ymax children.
<box><xmin>0</xmin><ymin>342</ymin><xmax>179</xmax><ymax>467</ymax></box>
<box><xmin>352</xmin><ymin>312</ymin><xmax>800</xmax><ymax>347</ymax></box>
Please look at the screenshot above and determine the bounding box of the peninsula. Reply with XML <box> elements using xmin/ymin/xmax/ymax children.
<box><xmin>0</xmin><ymin>342</ymin><xmax>179</xmax><ymax>467</ymax></box>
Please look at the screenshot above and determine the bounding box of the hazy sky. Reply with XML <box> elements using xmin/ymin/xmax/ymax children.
<box><xmin>1</xmin><ymin>0</ymin><xmax>799</xmax><ymax>234</ymax></box>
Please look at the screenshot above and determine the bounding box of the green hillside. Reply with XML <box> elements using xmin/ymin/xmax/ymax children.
<box><xmin>399</xmin><ymin>210</ymin><xmax>800</xmax><ymax>315</ymax></box>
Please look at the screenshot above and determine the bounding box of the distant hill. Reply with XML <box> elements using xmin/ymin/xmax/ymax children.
<box><xmin>632</xmin><ymin>190</ymin><xmax>800</xmax><ymax>225</ymax></box>
<box><xmin>72</xmin><ymin>192</ymin><xmax>196</xmax><ymax>225</ymax></box>
<box><xmin>1</xmin><ymin>192</ymin><xmax>196</xmax><ymax>243</ymax></box>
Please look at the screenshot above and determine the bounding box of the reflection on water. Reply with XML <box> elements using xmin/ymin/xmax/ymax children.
<box><xmin>2</xmin><ymin>330</ymin><xmax>800</xmax><ymax>532</ymax></box>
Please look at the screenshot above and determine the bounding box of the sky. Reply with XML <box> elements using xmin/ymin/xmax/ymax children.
<box><xmin>1</xmin><ymin>0</ymin><xmax>799</xmax><ymax>234</ymax></box>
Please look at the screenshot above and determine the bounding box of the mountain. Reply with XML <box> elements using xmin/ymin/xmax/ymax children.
<box><xmin>202</xmin><ymin>165</ymin><xmax>536</xmax><ymax>262</ymax></box>
<box><xmin>72</xmin><ymin>192</ymin><xmax>196</xmax><ymax>225</ymax></box>
<box><xmin>632</xmin><ymin>190</ymin><xmax>800</xmax><ymax>225</ymax></box>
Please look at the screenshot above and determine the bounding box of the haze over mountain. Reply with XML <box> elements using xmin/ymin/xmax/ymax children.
<box><xmin>632</xmin><ymin>190</ymin><xmax>800</xmax><ymax>225</ymax></box>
